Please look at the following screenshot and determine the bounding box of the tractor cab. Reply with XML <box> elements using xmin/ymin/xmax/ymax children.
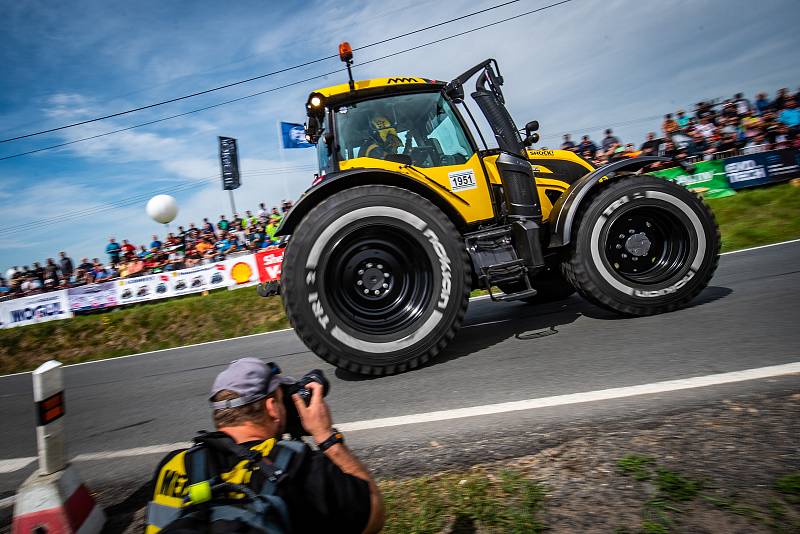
<box><xmin>306</xmin><ymin>78</ymin><xmax>475</xmax><ymax>175</ymax></box>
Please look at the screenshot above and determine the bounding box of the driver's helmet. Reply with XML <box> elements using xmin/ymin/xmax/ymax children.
<box><xmin>368</xmin><ymin>113</ymin><xmax>402</xmax><ymax>151</ymax></box>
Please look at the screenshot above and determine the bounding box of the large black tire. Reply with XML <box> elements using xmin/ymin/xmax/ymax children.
<box><xmin>497</xmin><ymin>264</ymin><xmax>575</xmax><ymax>304</ymax></box>
<box><xmin>562</xmin><ymin>175</ymin><xmax>720</xmax><ymax>315</ymax></box>
<box><xmin>281</xmin><ymin>185</ymin><xmax>470</xmax><ymax>375</ymax></box>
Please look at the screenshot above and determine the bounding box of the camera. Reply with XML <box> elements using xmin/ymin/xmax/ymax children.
<box><xmin>281</xmin><ymin>369</ymin><xmax>330</xmax><ymax>438</ymax></box>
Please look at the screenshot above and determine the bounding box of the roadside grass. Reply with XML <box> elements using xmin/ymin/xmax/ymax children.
<box><xmin>1</xmin><ymin>182</ymin><xmax>798</xmax><ymax>374</ymax></box>
<box><xmin>379</xmin><ymin>468</ymin><xmax>546</xmax><ymax>534</ymax></box>
<box><xmin>708</xmin><ymin>182</ymin><xmax>800</xmax><ymax>252</ymax></box>
<box><xmin>617</xmin><ymin>454</ymin><xmax>800</xmax><ymax>532</ymax></box>
<box><xmin>0</xmin><ymin>288</ymin><xmax>288</xmax><ymax>374</ymax></box>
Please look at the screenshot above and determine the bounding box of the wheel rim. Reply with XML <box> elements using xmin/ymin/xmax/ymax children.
<box><xmin>323</xmin><ymin>224</ymin><xmax>434</xmax><ymax>336</ymax></box>
<box><xmin>603</xmin><ymin>204</ymin><xmax>692</xmax><ymax>285</ymax></box>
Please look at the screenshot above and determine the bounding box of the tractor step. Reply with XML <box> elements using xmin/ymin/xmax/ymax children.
<box><xmin>482</xmin><ymin>259</ymin><xmax>526</xmax><ymax>285</ymax></box>
<box><xmin>491</xmin><ymin>286</ymin><xmax>538</xmax><ymax>301</ymax></box>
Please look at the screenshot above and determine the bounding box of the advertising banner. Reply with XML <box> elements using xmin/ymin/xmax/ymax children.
<box><xmin>168</xmin><ymin>262</ymin><xmax>228</xmax><ymax>296</ymax></box>
<box><xmin>724</xmin><ymin>148</ymin><xmax>800</xmax><ymax>189</ymax></box>
<box><xmin>255</xmin><ymin>248</ymin><xmax>284</xmax><ymax>283</ymax></box>
<box><xmin>225</xmin><ymin>254</ymin><xmax>259</xmax><ymax>286</ymax></box>
<box><xmin>114</xmin><ymin>274</ymin><xmax>172</xmax><ymax>305</ymax></box>
<box><xmin>651</xmin><ymin>160</ymin><xmax>736</xmax><ymax>199</ymax></box>
<box><xmin>67</xmin><ymin>282</ymin><xmax>118</xmax><ymax>312</ymax></box>
<box><xmin>0</xmin><ymin>290</ymin><xmax>72</xmax><ymax>329</ymax></box>
<box><xmin>219</xmin><ymin>136</ymin><xmax>241</xmax><ymax>190</ymax></box>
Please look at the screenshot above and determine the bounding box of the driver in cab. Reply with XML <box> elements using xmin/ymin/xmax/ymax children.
<box><xmin>359</xmin><ymin>114</ymin><xmax>404</xmax><ymax>161</ymax></box>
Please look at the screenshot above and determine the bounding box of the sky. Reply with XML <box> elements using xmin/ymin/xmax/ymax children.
<box><xmin>1</xmin><ymin>0</ymin><xmax>799</xmax><ymax>270</ymax></box>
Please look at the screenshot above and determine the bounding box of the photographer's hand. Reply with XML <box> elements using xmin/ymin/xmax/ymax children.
<box><xmin>291</xmin><ymin>382</ymin><xmax>334</xmax><ymax>443</ymax></box>
<box><xmin>292</xmin><ymin>382</ymin><xmax>385</xmax><ymax>533</ymax></box>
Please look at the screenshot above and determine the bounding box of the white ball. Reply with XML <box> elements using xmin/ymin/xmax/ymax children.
<box><xmin>146</xmin><ymin>195</ymin><xmax>179</xmax><ymax>224</ymax></box>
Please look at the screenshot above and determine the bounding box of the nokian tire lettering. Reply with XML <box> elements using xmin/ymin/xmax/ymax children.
<box><xmin>562</xmin><ymin>175</ymin><xmax>720</xmax><ymax>316</ymax></box>
<box><xmin>281</xmin><ymin>185</ymin><xmax>470</xmax><ymax>376</ymax></box>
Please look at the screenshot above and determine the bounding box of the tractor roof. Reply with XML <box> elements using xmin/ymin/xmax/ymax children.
<box><xmin>309</xmin><ymin>76</ymin><xmax>445</xmax><ymax>107</ymax></box>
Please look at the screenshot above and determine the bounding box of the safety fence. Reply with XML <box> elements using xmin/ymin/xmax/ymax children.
<box><xmin>0</xmin><ymin>248</ymin><xmax>284</xmax><ymax>329</ymax></box>
<box><xmin>651</xmin><ymin>146</ymin><xmax>799</xmax><ymax>199</ymax></box>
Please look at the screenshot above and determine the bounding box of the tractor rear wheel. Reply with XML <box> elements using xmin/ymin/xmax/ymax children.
<box><xmin>563</xmin><ymin>175</ymin><xmax>720</xmax><ymax>315</ymax></box>
<box><xmin>281</xmin><ymin>185</ymin><xmax>470</xmax><ymax>375</ymax></box>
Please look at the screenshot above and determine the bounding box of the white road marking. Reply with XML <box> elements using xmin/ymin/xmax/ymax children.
<box><xmin>720</xmin><ymin>237</ymin><xmax>800</xmax><ymax>255</ymax></box>
<box><xmin>0</xmin><ymin>456</ymin><xmax>37</xmax><ymax>474</ymax></box>
<box><xmin>0</xmin><ymin>238</ymin><xmax>797</xmax><ymax>380</ymax></box>
<box><xmin>1</xmin><ymin>362</ymin><xmax>798</xmax><ymax>477</ymax></box>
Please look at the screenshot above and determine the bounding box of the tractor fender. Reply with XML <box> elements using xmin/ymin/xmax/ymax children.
<box><xmin>275</xmin><ymin>168</ymin><xmax>468</xmax><ymax>236</ymax></box>
<box><xmin>547</xmin><ymin>156</ymin><xmax>681</xmax><ymax>248</ymax></box>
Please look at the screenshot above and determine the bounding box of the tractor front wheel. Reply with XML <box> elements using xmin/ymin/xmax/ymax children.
<box><xmin>281</xmin><ymin>185</ymin><xmax>470</xmax><ymax>375</ymax></box>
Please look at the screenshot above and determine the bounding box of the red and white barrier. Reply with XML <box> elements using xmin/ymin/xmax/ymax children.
<box><xmin>12</xmin><ymin>360</ymin><xmax>105</xmax><ymax>534</ymax></box>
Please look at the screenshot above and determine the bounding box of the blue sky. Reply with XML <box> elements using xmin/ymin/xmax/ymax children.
<box><xmin>1</xmin><ymin>0</ymin><xmax>799</xmax><ymax>269</ymax></box>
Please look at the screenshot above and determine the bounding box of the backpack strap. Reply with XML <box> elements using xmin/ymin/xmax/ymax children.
<box><xmin>259</xmin><ymin>440</ymin><xmax>307</xmax><ymax>496</ymax></box>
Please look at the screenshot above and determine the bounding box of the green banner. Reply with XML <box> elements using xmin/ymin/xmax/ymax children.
<box><xmin>652</xmin><ymin>160</ymin><xmax>736</xmax><ymax>199</ymax></box>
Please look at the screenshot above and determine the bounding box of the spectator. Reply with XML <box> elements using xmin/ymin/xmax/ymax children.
<box><xmin>150</xmin><ymin>234</ymin><xmax>162</xmax><ymax>250</ymax></box>
<box><xmin>281</xmin><ymin>199</ymin><xmax>293</xmax><ymax>213</ymax></box>
<box><xmin>5</xmin><ymin>266</ymin><xmax>17</xmax><ymax>280</ymax></box>
<box><xmin>577</xmin><ymin>135</ymin><xmax>597</xmax><ymax>158</ymax></box>
<box><xmin>57</xmin><ymin>253</ymin><xmax>72</xmax><ymax>283</ymax></box>
<box><xmin>270</xmin><ymin>207</ymin><xmax>283</xmax><ymax>225</ymax></box>
<box><xmin>778</xmin><ymin>97</ymin><xmax>800</xmax><ymax>130</ymax></box>
<box><xmin>137</xmin><ymin>245</ymin><xmax>149</xmax><ymax>259</ymax></box>
<box><xmin>0</xmin><ymin>276</ymin><xmax>9</xmax><ymax>295</ymax></box>
<box><xmin>560</xmin><ymin>133</ymin><xmax>575</xmax><ymax>150</ymax></box>
<box><xmin>696</xmin><ymin>117</ymin><xmax>716</xmax><ymax>139</ymax></box>
<box><xmin>43</xmin><ymin>258</ymin><xmax>60</xmax><ymax>288</ymax></box>
<box><xmin>121</xmin><ymin>239</ymin><xmax>136</xmax><ymax>260</ymax></box>
<box><xmin>640</xmin><ymin>132</ymin><xmax>661</xmax><ymax>155</ymax></box>
<box><xmin>734</xmin><ymin>92</ymin><xmax>751</xmax><ymax>116</ymax></box>
<box><xmin>601</xmin><ymin>128</ymin><xmax>620</xmax><ymax>152</ymax></box>
<box><xmin>755</xmin><ymin>92</ymin><xmax>771</xmax><ymax>115</ymax></box>
<box><xmin>676</xmin><ymin>110</ymin><xmax>690</xmax><ymax>130</ymax></box>
<box><xmin>662</xmin><ymin>114</ymin><xmax>679</xmax><ymax>136</ymax></box>
<box><xmin>203</xmin><ymin>217</ymin><xmax>216</xmax><ymax>236</ymax></box>
<box><xmin>106</xmin><ymin>238</ymin><xmax>121</xmax><ymax>265</ymax></box>
<box><xmin>31</xmin><ymin>262</ymin><xmax>45</xmax><ymax>286</ymax></box>
<box><xmin>772</xmin><ymin>88</ymin><xmax>790</xmax><ymax>112</ymax></box>
<box><xmin>243</xmin><ymin>210</ymin><xmax>258</xmax><ymax>228</ymax></box>
<box><xmin>217</xmin><ymin>215</ymin><xmax>229</xmax><ymax>232</ymax></box>
<box><xmin>232</xmin><ymin>213</ymin><xmax>243</xmax><ymax>229</ymax></box>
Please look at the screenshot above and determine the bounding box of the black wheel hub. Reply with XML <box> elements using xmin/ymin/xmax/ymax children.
<box><xmin>324</xmin><ymin>224</ymin><xmax>433</xmax><ymax>336</ymax></box>
<box><xmin>604</xmin><ymin>205</ymin><xmax>691</xmax><ymax>285</ymax></box>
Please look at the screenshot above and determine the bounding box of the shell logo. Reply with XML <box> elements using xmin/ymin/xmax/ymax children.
<box><xmin>230</xmin><ymin>262</ymin><xmax>253</xmax><ymax>284</ymax></box>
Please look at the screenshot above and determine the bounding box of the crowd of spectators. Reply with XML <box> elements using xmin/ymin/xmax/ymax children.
<box><xmin>0</xmin><ymin>199</ymin><xmax>294</xmax><ymax>300</ymax></box>
<box><xmin>558</xmin><ymin>87</ymin><xmax>800</xmax><ymax>166</ymax></box>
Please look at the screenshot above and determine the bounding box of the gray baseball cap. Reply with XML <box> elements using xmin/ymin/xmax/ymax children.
<box><xmin>209</xmin><ymin>357</ymin><xmax>294</xmax><ymax>410</ymax></box>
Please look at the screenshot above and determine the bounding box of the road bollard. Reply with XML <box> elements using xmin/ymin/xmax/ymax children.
<box><xmin>12</xmin><ymin>360</ymin><xmax>105</xmax><ymax>534</ymax></box>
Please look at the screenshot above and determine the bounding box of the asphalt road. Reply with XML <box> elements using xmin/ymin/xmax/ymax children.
<box><xmin>1</xmin><ymin>241</ymin><xmax>799</xmax><ymax>511</ymax></box>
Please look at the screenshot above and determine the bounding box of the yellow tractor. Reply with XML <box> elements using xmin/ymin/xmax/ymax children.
<box><xmin>274</xmin><ymin>44</ymin><xmax>719</xmax><ymax>375</ymax></box>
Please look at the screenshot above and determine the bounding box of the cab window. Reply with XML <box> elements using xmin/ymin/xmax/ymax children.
<box><xmin>334</xmin><ymin>92</ymin><xmax>474</xmax><ymax>168</ymax></box>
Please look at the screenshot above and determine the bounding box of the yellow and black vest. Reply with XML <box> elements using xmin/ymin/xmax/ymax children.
<box><xmin>145</xmin><ymin>435</ymin><xmax>290</xmax><ymax>533</ymax></box>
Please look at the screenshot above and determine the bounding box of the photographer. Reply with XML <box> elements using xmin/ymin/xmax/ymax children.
<box><xmin>145</xmin><ymin>358</ymin><xmax>384</xmax><ymax>533</ymax></box>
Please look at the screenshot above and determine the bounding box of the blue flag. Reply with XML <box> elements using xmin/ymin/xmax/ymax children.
<box><xmin>280</xmin><ymin>122</ymin><xmax>314</xmax><ymax>149</ymax></box>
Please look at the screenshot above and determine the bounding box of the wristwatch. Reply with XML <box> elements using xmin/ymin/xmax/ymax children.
<box><xmin>318</xmin><ymin>428</ymin><xmax>344</xmax><ymax>451</ymax></box>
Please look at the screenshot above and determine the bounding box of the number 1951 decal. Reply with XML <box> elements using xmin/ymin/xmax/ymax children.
<box><xmin>448</xmin><ymin>169</ymin><xmax>477</xmax><ymax>192</ymax></box>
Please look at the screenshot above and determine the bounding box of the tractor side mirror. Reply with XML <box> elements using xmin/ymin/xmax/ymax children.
<box><xmin>523</xmin><ymin>120</ymin><xmax>540</xmax><ymax>147</ymax></box>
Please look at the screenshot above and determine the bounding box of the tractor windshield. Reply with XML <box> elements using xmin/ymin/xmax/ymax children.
<box><xmin>333</xmin><ymin>92</ymin><xmax>474</xmax><ymax>168</ymax></box>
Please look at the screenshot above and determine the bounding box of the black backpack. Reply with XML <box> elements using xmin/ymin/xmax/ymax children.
<box><xmin>158</xmin><ymin>432</ymin><xmax>306</xmax><ymax>534</ymax></box>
